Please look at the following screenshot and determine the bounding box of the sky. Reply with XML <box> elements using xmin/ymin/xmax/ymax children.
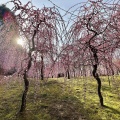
<box><xmin>0</xmin><ymin>0</ymin><xmax>87</xmax><ymax>15</ymax></box>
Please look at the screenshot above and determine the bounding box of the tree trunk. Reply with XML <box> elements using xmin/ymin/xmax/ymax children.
<box><xmin>19</xmin><ymin>29</ymin><xmax>37</xmax><ymax>112</ymax></box>
<box><xmin>90</xmin><ymin>45</ymin><xmax>104</xmax><ymax>106</ymax></box>
<box><xmin>20</xmin><ymin>56</ymin><xmax>32</xmax><ymax>112</ymax></box>
<box><xmin>41</xmin><ymin>55</ymin><xmax>44</xmax><ymax>80</ymax></box>
<box><xmin>93</xmin><ymin>64</ymin><xmax>104</xmax><ymax>106</ymax></box>
<box><xmin>20</xmin><ymin>70</ymin><xmax>29</xmax><ymax>112</ymax></box>
<box><xmin>67</xmin><ymin>69</ymin><xmax>70</xmax><ymax>79</ymax></box>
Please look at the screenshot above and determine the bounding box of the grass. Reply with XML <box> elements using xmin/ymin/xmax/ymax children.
<box><xmin>0</xmin><ymin>76</ymin><xmax>120</xmax><ymax>120</ymax></box>
<box><xmin>64</xmin><ymin>76</ymin><xmax>120</xmax><ymax>120</ymax></box>
<box><xmin>0</xmin><ymin>77</ymin><xmax>85</xmax><ymax>120</ymax></box>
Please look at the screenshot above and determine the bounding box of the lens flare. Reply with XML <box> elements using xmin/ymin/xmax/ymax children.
<box><xmin>17</xmin><ymin>38</ymin><xmax>24</xmax><ymax>46</ymax></box>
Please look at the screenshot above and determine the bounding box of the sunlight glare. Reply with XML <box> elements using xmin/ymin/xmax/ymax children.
<box><xmin>17</xmin><ymin>38</ymin><xmax>24</xmax><ymax>46</ymax></box>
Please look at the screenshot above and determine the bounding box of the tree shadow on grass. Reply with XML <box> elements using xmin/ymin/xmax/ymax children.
<box><xmin>40</xmin><ymin>80</ymin><xmax>94</xmax><ymax>120</ymax></box>
<box><xmin>103</xmin><ymin>105</ymin><xmax>120</xmax><ymax>114</ymax></box>
<box><xmin>48</xmin><ymin>97</ymin><xmax>87</xmax><ymax>120</ymax></box>
<box><xmin>29</xmin><ymin>80</ymin><xmax>89</xmax><ymax>120</ymax></box>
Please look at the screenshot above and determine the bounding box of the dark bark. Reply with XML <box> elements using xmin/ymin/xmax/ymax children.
<box><xmin>19</xmin><ymin>70</ymin><xmax>29</xmax><ymax>112</ymax></box>
<box><xmin>41</xmin><ymin>55</ymin><xmax>44</xmax><ymax>80</ymax></box>
<box><xmin>66</xmin><ymin>69</ymin><xmax>70</xmax><ymax>79</ymax></box>
<box><xmin>19</xmin><ymin>54</ymin><xmax>32</xmax><ymax>112</ymax></box>
<box><xmin>86</xmin><ymin>17</ymin><xmax>105</xmax><ymax>106</ymax></box>
<box><xmin>92</xmin><ymin>64</ymin><xmax>104</xmax><ymax>106</ymax></box>
<box><xmin>90</xmin><ymin>46</ymin><xmax>104</xmax><ymax>106</ymax></box>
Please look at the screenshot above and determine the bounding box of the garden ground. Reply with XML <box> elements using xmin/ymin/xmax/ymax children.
<box><xmin>0</xmin><ymin>76</ymin><xmax>120</xmax><ymax>120</ymax></box>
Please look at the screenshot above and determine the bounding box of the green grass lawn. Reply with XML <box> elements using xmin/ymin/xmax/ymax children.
<box><xmin>0</xmin><ymin>76</ymin><xmax>120</xmax><ymax>120</ymax></box>
<box><xmin>64</xmin><ymin>76</ymin><xmax>120</xmax><ymax>120</ymax></box>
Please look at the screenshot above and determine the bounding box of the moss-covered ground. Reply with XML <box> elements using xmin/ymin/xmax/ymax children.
<box><xmin>0</xmin><ymin>76</ymin><xmax>120</xmax><ymax>120</ymax></box>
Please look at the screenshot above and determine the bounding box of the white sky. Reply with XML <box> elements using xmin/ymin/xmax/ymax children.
<box><xmin>0</xmin><ymin>0</ymin><xmax>87</xmax><ymax>15</ymax></box>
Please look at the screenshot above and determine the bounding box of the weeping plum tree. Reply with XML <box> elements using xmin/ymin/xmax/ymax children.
<box><xmin>11</xmin><ymin>0</ymin><xmax>66</xmax><ymax>112</ymax></box>
<box><xmin>12</xmin><ymin>1</ymin><xmax>48</xmax><ymax>112</ymax></box>
<box><xmin>68</xmin><ymin>0</ymin><xmax>120</xmax><ymax>106</ymax></box>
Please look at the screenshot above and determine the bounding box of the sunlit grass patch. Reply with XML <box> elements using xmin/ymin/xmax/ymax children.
<box><xmin>61</xmin><ymin>76</ymin><xmax>120</xmax><ymax>120</ymax></box>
